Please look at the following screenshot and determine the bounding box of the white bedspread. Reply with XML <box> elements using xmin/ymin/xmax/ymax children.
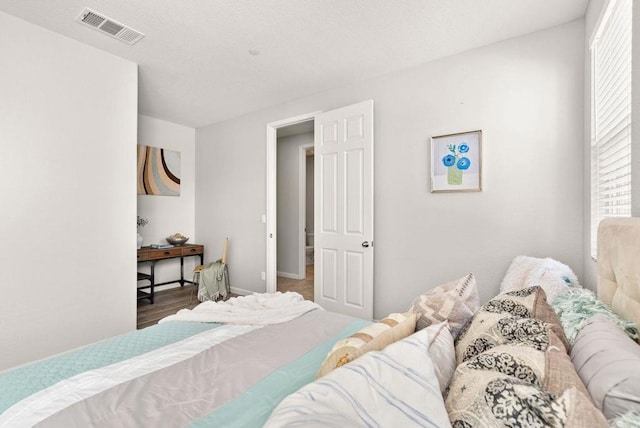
<box><xmin>159</xmin><ymin>292</ymin><xmax>322</xmax><ymax>325</ymax></box>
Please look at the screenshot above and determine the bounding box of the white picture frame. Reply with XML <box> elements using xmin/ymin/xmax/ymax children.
<box><xmin>430</xmin><ymin>130</ymin><xmax>482</xmax><ymax>193</ymax></box>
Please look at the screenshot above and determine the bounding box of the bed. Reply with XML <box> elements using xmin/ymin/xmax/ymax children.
<box><xmin>2</xmin><ymin>218</ymin><xmax>640</xmax><ymax>427</ymax></box>
<box><xmin>0</xmin><ymin>295</ymin><xmax>370</xmax><ymax>427</ymax></box>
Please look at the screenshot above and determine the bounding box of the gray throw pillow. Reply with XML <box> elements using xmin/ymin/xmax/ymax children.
<box><xmin>571</xmin><ymin>314</ymin><xmax>640</xmax><ymax>420</ymax></box>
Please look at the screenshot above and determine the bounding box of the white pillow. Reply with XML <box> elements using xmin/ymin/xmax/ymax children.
<box><xmin>500</xmin><ymin>255</ymin><xmax>580</xmax><ymax>303</ymax></box>
<box><xmin>428</xmin><ymin>322</ymin><xmax>456</xmax><ymax>394</ymax></box>
<box><xmin>265</xmin><ymin>326</ymin><xmax>451</xmax><ymax>428</ymax></box>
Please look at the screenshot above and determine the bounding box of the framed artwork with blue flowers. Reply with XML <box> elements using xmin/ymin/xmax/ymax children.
<box><xmin>430</xmin><ymin>130</ymin><xmax>482</xmax><ymax>192</ymax></box>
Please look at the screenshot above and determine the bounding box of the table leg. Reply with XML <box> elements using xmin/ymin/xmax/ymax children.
<box><xmin>180</xmin><ymin>257</ymin><xmax>185</xmax><ymax>287</ymax></box>
<box><xmin>150</xmin><ymin>261</ymin><xmax>156</xmax><ymax>304</ymax></box>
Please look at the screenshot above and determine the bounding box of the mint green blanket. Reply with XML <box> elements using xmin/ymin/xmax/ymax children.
<box><xmin>0</xmin><ymin>311</ymin><xmax>369</xmax><ymax>427</ymax></box>
<box><xmin>191</xmin><ymin>318</ymin><xmax>370</xmax><ymax>427</ymax></box>
<box><xmin>552</xmin><ymin>287</ymin><xmax>638</xmax><ymax>345</ymax></box>
<box><xmin>0</xmin><ymin>321</ymin><xmax>221</xmax><ymax>413</ymax></box>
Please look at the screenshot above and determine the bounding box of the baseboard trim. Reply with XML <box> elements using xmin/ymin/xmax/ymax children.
<box><xmin>153</xmin><ymin>283</ymin><xmax>184</xmax><ymax>293</ymax></box>
<box><xmin>277</xmin><ymin>271</ymin><xmax>305</xmax><ymax>280</ymax></box>
<box><xmin>230</xmin><ymin>286</ymin><xmax>253</xmax><ymax>296</ymax></box>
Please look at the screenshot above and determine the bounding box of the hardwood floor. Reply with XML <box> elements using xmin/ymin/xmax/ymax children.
<box><xmin>136</xmin><ymin>285</ymin><xmax>200</xmax><ymax>329</ymax></box>
<box><xmin>277</xmin><ymin>264</ymin><xmax>314</xmax><ymax>301</ymax></box>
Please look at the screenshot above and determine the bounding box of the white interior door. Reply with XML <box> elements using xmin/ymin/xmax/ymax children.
<box><xmin>314</xmin><ymin>100</ymin><xmax>374</xmax><ymax>319</ymax></box>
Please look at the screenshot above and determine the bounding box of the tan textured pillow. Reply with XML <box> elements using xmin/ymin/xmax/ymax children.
<box><xmin>316</xmin><ymin>311</ymin><xmax>417</xmax><ymax>378</ymax></box>
<box><xmin>545</xmin><ymin>330</ymin><xmax>589</xmax><ymax>398</ymax></box>
<box><xmin>410</xmin><ymin>273</ymin><xmax>479</xmax><ymax>339</ymax></box>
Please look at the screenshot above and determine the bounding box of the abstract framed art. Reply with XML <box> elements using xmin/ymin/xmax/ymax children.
<box><xmin>430</xmin><ymin>130</ymin><xmax>482</xmax><ymax>193</ymax></box>
<box><xmin>137</xmin><ymin>144</ymin><xmax>181</xmax><ymax>196</ymax></box>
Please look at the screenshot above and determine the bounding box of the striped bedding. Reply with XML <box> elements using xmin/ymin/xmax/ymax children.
<box><xmin>0</xmin><ymin>310</ymin><xmax>369</xmax><ymax>427</ymax></box>
<box><xmin>265</xmin><ymin>326</ymin><xmax>451</xmax><ymax>427</ymax></box>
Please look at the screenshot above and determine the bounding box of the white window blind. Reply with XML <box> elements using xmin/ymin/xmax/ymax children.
<box><xmin>590</xmin><ymin>0</ymin><xmax>633</xmax><ymax>259</ymax></box>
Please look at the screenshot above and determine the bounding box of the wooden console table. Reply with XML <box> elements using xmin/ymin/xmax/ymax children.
<box><xmin>137</xmin><ymin>244</ymin><xmax>204</xmax><ymax>303</ymax></box>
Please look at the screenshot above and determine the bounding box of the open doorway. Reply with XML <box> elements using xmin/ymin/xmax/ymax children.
<box><xmin>267</xmin><ymin>101</ymin><xmax>374</xmax><ymax>318</ymax></box>
<box><xmin>275</xmin><ymin>121</ymin><xmax>314</xmax><ymax>301</ymax></box>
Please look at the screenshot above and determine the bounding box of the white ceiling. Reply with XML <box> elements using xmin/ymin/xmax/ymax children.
<box><xmin>0</xmin><ymin>0</ymin><xmax>588</xmax><ymax>128</ymax></box>
<box><xmin>277</xmin><ymin>120</ymin><xmax>314</xmax><ymax>138</ymax></box>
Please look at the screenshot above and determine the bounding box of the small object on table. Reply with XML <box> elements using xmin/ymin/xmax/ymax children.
<box><xmin>167</xmin><ymin>233</ymin><xmax>189</xmax><ymax>246</ymax></box>
<box><xmin>150</xmin><ymin>243</ymin><xmax>175</xmax><ymax>249</ymax></box>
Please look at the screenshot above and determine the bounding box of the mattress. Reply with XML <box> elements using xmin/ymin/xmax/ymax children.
<box><xmin>0</xmin><ymin>309</ymin><xmax>369</xmax><ymax>427</ymax></box>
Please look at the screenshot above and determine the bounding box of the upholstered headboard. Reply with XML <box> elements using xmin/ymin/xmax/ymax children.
<box><xmin>598</xmin><ymin>217</ymin><xmax>640</xmax><ymax>325</ymax></box>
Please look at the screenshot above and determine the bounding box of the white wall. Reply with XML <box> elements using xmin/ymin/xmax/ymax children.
<box><xmin>276</xmin><ymin>132</ymin><xmax>313</xmax><ymax>277</ymax></box>
<box><xmin>0</xmin><ymin>12</ymin><xmax>138</xmax><ymax>371</ymax></box>
<box><xmin>196</xmin><ymin>21</ymin><xmax>585</xmax><ymax>318</ymax></box>
<box><xmin>137</xmin><ymin>115</ymin><xmax>197</xmax><ymax>288</ymax></box>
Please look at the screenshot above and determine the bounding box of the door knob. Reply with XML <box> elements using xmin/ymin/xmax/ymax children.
<box><xmin>361</xmin><ymin>241</ymin><xmax>370</xmax><ymax>248</ymax></box>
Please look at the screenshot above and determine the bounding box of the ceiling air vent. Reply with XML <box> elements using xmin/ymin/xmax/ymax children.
<box><xmin>75</xmin><ymin>8</ymin><xmax>145</xmax><ymax>45</ymax></box>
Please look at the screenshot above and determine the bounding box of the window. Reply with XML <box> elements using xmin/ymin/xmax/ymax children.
<box><xmin>590</xmin><ymin>0</ymin><xmax>633</xmax><ymax>259</ymax></box>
